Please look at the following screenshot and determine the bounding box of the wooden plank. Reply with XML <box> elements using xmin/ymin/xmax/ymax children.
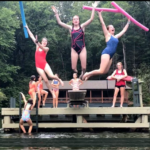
<box><xmin>2</xmin><ymin>107</ymin><xmax>150</xmax><ymax>115</ymax></box>
<box><xmin>2</xmin><ymin>123</ymin><xmax>149</xmax><ymax>128</ymax></box>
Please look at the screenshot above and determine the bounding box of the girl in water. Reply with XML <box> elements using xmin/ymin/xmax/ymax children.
<box><xmin>19</xmin><ymin>92</ymin><xmax>33</xmax><ymax>134</ymax></box>
<box><xmin>25</xmin><ymin>25</ymin><xmax>64</xmax><ymax>99</ymax></box>
<box><xmin>28</xmin><ymin>75</ymin><xmax>36</xmax><ymax>109</ymax></box>
<box><xmin>82</xmin><ymin>11</ymin><xmax>130</xmax><ymax>80</ymax></box>
<box><xmin>69</xmin><ymin>73</ymin><xmax>83</xmax><ymax>91</ymax></box>
<box><xmin>36</xmin><ymin>75</ymin><xmax>48</xmax><ymax>108</ymax></box>
<box><xmin>111</xmin><ymin>62</ymin><xmax>127</xmax><ymax>107</ymax></box>
<box><xmin>52</xmin><ymin>1</ymin><xmax>98</xmax><ymax>79</ymax></box>
<box><xmin>51</xmin><ymin>74</ymin><xmax>60</xmax><ymax>108</ymax></box>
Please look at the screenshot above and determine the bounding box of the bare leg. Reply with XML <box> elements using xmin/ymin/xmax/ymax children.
<box><xmin>120</xmin><ymin>87</ymin><xmax>125</xmax><ymax>107</ymax></box>
<box><xmin>104</xmin><ymin>58</ymin><xmax>112</xmax><ymax>74</ymax></box>
<box><xmin>79</xmin><ymin>48</ymin><xmax>87</xmax><ymax>79</ymax></box>
<box><xmin>112</xmin><ymin>87</ymin><xmax>120</xmax><ymax>107</ymax></box>
<box><xmin>82</xmin><ymin>54</ymin><xmax>111</xmax><ymax>80</ymax></box>
<box><xmin>36</xmin><ymin>67</ymin><xmax>56</xmax><ymax>99</ymax></box>
<box><xmin>41</xmin><ymin>90</ymin><xmax>48</xmax><ymax>106</ymax></box>
<box><xmin>55</xmin><ymin>90</ymin><xmax>59</xmax><ymax>108</ymax></box>
<box><xmin>27</xmin><ymin>119</ymin><xmax>33</xmax><ymax>133</ymax></box>
<box><xmin>30</xmin><ymin>92</ymin><xmax>36</xmax><ymax>109</ymax></box>
<box><xmin>71</xmin><ymin>48</ymin><xmax>79</xmax><ymax>73</ymax></box>
<box><xmin>19</xmin><ymin>119</ymin><xmax>26</xmax><ymax>133</ymax></box>
<box><xmin>44</xmin><ymin>63</ymin><xmax>64</xmax><ymax>86</ymax></box>
<box><xmin>38</xmin><ymin>91</ymin><xmax>41</xmax><ymax>108</ymax></box>
<box><xmin>53</xmin><ymin>90</ymin><xmax>56</xmax><ymax>108</ymax></box>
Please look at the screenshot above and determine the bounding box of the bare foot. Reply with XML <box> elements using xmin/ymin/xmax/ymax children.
<box><xmin>82</xmin><ymin>72</ymin><xmax>90</xmax><ymax>80</ymax></box>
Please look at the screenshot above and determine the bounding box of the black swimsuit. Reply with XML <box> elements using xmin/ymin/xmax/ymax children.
<box><xmin>71</xmin><ymin>26</ymin><xmax>85</xmax><ymax>54</ymax></box>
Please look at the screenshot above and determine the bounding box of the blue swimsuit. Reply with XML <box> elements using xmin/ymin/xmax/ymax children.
<box><xmin>101</xmin><ymin>35</ymin><xmax>119</xmax><ymax>59</ymax></box>
<box><xmin>22</xmin><ymin>110</ymin><xmax>31</xmax><ymax>121</ymax></box>
<box><xmin>21</xmin><ymin>103</ymin><xmax>31</xmax><ymax>121</ymax></box>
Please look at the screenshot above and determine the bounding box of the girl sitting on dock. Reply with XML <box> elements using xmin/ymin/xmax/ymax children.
<box><xmin>111</xmin><ymin>62</ymin><xmax>127</xmax><ymax>107</ymax></box>
<box><xmin>69</xmin><ymin>73</ymin><xmax>83</xmax><ymax>91</ymax></box>
<box><xmin>19</xmin><ymin>92</ymin><xmax>33</xmax><ymax>134</ymax></box>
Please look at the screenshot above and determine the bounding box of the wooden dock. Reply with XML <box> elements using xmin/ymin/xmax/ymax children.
<box><xmin>2</xmin><ymin>107</ymin><xmax>150</xmax><ymax>129</ymax></box>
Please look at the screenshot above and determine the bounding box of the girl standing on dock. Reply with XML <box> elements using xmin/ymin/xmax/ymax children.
<box><xmin>36</xmin><ymin>75</ymin><xmax>48</xmax><ymax>108</ymax></box>
<box><xmin>52</xmin><ymin>1</ymin><xmax>98</xmax><ymax>79</ymax></box>
<box><xmin>69</xmin><ymin>73</ymin><xmax>83</xmax><ymax>91</ymax></box>
<box><xmin>25</xmin><ymin>25</ymin><xmax>64</xmax><ymax>100</ymax></box>
<box><xmin>111</xmin><ymin>62</ymin><xmax>127</xmax><ymax>107</ymax></box>
<box><xmin>19</xmin><ymin>92</ymin><xmax>33</xmax><ymax>134</ymax></box>
<box><xmin>51</xmin><ymin>74</ymin><xmax>60</xmax><ymax>108</ymax></box>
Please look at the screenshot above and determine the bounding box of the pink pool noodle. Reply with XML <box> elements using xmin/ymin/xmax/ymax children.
<box><xmin>83</xmin><ymin>6</ymin><xmax>120</xmax><ymax>13</ymax></box>
<box><xmin>111</xmin><ymin>1</ymin><xmax>149</xmax><ymax>32</ymax></box>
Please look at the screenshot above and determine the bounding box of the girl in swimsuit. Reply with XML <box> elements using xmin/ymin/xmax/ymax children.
<box><xmin>69</xmin><ymin>73</ymin><xmax>83</xmax><ymax>108</ymax></box>
<box><xmin>82</xmin><ymin>11</ymin><xmax>130</xmax><ymax>80</ymax></box>
<box><xmin>28</xmin><ymin>75</ymin><xmax>36</xmax><ymax>109</ymax></box>
<box><xmin>52</xmin><ymin>1</ymin><xmax>98</xmax><ymax>79</ymax></box>
<box><xmin>25</xmin><ymin>25</ymin><xmax>64</xmax><ymax>99</ymax></box>
<box><xmin>111</xmin><ymin>62</ymin><xmax>127</xmax><ymax>107</ymax></box>
<box><xmin>19</xmin><ymin>92</ymin><xmax>33</xmax><ymax>134</ymax></box>
<box><xmin>69</xmin><ymin>73</ymin><xmax>83</xmax><ymax>91</ymax></box>
<box><xmin>36</xmin><ymin>75</ymin><xmax>48</xmax><ymax>108</ymax></box>
<box><xmin>51</xmin><ymin>74</ymin><xmax>60</xmax><ymax>108</ymax></box>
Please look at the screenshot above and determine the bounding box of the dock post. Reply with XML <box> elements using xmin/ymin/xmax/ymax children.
<box><xmin>36</xmin><ymin>93</ymin><xmax>38</xmax><ymax>133</ymax></box>
<box><xmin>19</xmin><ymin>93</ymin><xmax>21</xmax><ymax>133</ymax></box>
<box><xmin>138</xmin><ymin>79</ymin><xmax>143</xmax><ymax>107</ymax></box>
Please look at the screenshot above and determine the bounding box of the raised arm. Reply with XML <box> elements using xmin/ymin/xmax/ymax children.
<box><xmin>97</xmin><ymin>11</ymin><xmax>109</xmax><ymax>37</ymax></box>
<box><xmin>25</xmin><ymin>25</ymin><xmax>36</xmax><ymax>44</ymax></box>
<box><xmin>20</xmin><ymin>92</ymin><xmax>27</xmax><ymax>104</ymax></box>
<box><xmin>81</xmin><ymin>1</ymin><xmax>98</xmax><ymax>29</ymax></box>
<box><xmin>52</xmin><ymin>6</ymin><xmax>72</xmax><ymax>30</ymax></box>
<box><xmin>115</xmin><ymin>19</ymin><xmax>130</xmax><ymax>39</ymax></box>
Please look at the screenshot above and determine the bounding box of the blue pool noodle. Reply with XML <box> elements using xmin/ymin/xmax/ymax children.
<box><xmin>19</xmin><ymin>1</ymin><xmax>28</xmax><ymax>38</ymax></box>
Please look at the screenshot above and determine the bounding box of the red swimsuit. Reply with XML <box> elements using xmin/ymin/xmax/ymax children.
<box><xmin>28</xmin><ymin>83</ymin><xmax>36</xmax><ymax>95</ymax></box>
<box><xmin>35</xmin><ymin>47</ymin><xmax>47</xmax><ymax>70</ymax></box>
<box><xmin>115</xmin><ymin>69</ymin><xmax>126</xmax><ymax>86</ymax></box>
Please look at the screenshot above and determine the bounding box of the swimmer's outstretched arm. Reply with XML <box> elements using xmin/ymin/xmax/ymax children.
<box><xmin>97</xmin><ymin>11</ymin><xmax>109</xmax><ymax>37</ymax></box>
<box><xmin>25</xmin><ymin>25</ymin><xmax>36</xmax><ymax>44</ymax></box>
<box><xmin>20</xmin><ymin>92</ymin><xmax>27</xmax><ymax>104</ymax></box>
<box><xmin>115</xmin><ymin>19</ymin><xmax>130</xmax><ymax>39</ymax></box>
<box><xmin>81</xmin><ymin>1</ymin><xmax>98</xmax><ymax>29</ymax></box>
<box><xmin>52</xmin><ymin>6</ymin><xmax>72</xmax><ymax>30</ymax></box>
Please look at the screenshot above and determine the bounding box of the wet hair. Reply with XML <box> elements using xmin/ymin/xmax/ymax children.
<box><xmin>30</xmin><ymin>75</ymin><xmax>36</xmax><ymax>81</ymax></box>
<box><xmin>27</xmin><ymin>99</ymin><xmax>33</xmax><ymax>105</ymax></box>
<box><xmin>72</xmin><ymin>15</ymin><xmax>80</xmax><ymax>27</ymax></box>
